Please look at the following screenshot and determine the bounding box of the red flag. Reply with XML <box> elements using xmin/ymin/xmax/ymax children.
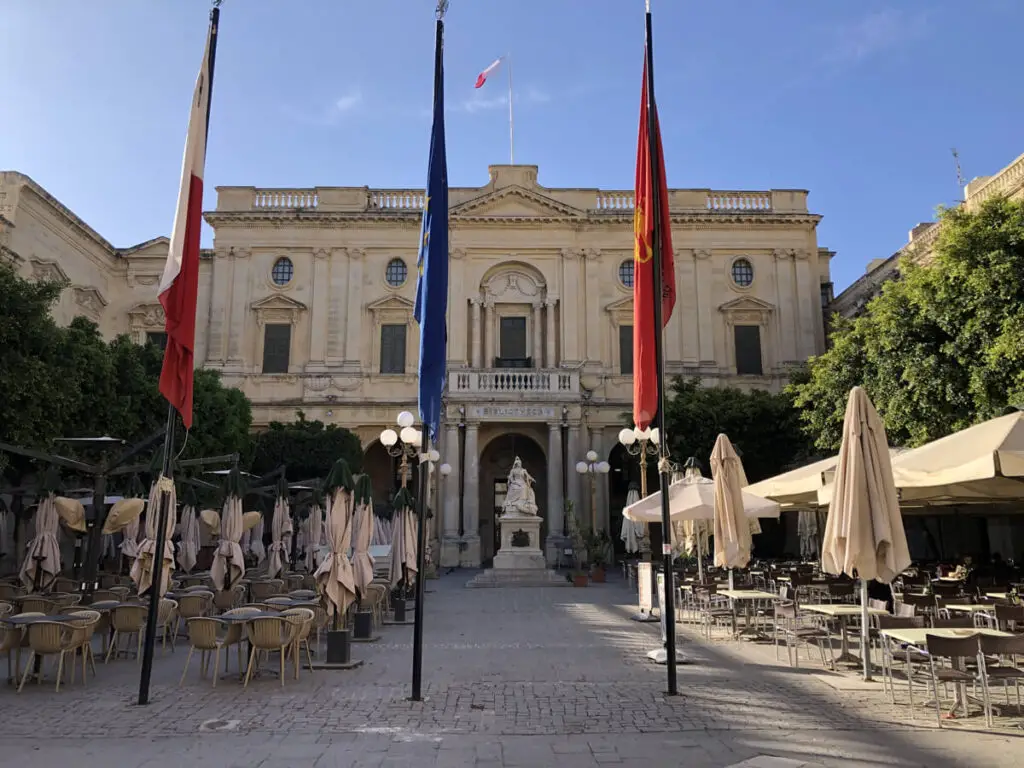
<box><xmin>632</xmin><ymin>47</ymin><xmax>676</xmax><ymax>431</ymax></box>
<box><xmin>158</xmin><ymin>20</ymin><xmax>216</xmax><ymax>429</ymax></box>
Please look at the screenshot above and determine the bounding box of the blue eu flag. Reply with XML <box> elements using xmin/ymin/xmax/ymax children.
<box><xmin>414</xmin><ymin>22</ymin><xmax>448</xmax><ymax>443</ymax></box>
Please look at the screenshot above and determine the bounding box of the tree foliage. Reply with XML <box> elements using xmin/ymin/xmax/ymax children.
<box><xmin>662</xmin><ymin>377</ymin><xmax>815</xmax><ymax>483</ymax></box>
<box><xmin>792</xmin><ymin>196</ymin><xmax>1024</xmax><ymax>451</ymax></box>
<box><xmin>250</xmin><ymin>411</ymin><xmax>363</xmax><ymax>482</ymax></box>
<box><xmin>0</xmin><ymin>264</ymin><xmax>252</xmax><ymax>478</ymax></box>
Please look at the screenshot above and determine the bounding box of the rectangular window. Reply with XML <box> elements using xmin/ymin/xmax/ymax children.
<box><xmin>499</xmin><ymin>316</ymin><xmax>528</xmax><ymax>361</ymax></box>
<box><xmin>262</xmin><ymin>324</ymin><xmax>292</xmax><ymax>374</ymax></box>
<box><xmin>145</xmin><ymin>331</ymin><xmax>168</xmax><ymax>350</ymax></box>
<box><xmin>619</xmin><ymin>324</ymin><xmax>633</xmax><ymax>375</ymax></box>
<box><xmin>820</xmin><ymin>282</ymin><xmax>834</xmax><ymax>307</ymax></box>
<box><xmin>734</xmin><ymin>325</ymin><xmax>763</xmax><ymax>376</ymax></box>
<box><xmin>380</xmin><ymin>323</ymin><xmax>407</xmax><ymax>374</ymax></box>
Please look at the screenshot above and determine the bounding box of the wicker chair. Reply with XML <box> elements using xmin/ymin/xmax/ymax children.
<box><xmin>213</xmin><ymin>584</ymin><xmax>246</xmax><ymax>613</ymax></box>
<box><xmin>180</xmin><ymin>617</ymin><xmax>226</xmax><ymax>687</ymax></box>
<box><xmin>175</xmin><ymin>593</ymin><xmax>213</xmax><ymax>638</ymax></box>
<box><xmin>156</xmin><ymin>598</ymin><xmax>179</xmax><ymax>652</ymax></box>
<box><xmin>65</xmin><ymin>610</ymin><xmax>101</xmax><ymax>685</ymax></box>
<box><xmin>104</xmin><ymin>604</ymin><xmax>148</xmax><ymax>663</ymax></box>
<box><xmin>242</xmin><ymin>615</ymin><xmax>300</xmax><ymax>688</ymax></box>
<box><xmin>280</xmin><ymin>607</ymin><xmax>316</xmax><ymax>679</ymax></box>
<box><xmin>221</xmin><ymin>607</ymin><xmax>262</xmax><ymax>676</ymax></box>
<box><xmin>19</xmin><ymin>596</ymin><xmax>58</xmax><ymax>615</ymax></box>
<box><xmin>250</xmin><ymin>580</ymin><xmax>285</xmax><ymax>601</ymax></box>
<box><xmin>18</xmin><ymin>620</ymin><xmax>75</xmax><ymax>692</ymax></box>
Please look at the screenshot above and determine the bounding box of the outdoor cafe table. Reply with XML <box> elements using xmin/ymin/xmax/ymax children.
<box><xmin>944</xmin><ymin>604</ymin><xmax>997</xmax><ymax>624</ymax></box>
<box><xmin>718</xmin><ymin>589</ymin><xmax>778</xmax><ymax>640</ymax></box>
<box><xmin>879</xmin><ymin>626</ymin><xmax>1012</xmax><ymax>718</ymax></box>
<box><xmin>800</xmin><ymin>603</ymin><xmax>888</xmax><ymax>665</ymax></box>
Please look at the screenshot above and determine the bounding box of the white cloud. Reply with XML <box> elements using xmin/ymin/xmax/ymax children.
<box><xmin>458</xmin><ymin>86</ymin><xmax>550</xmax><ymax>114</ymax></box>
<box><xmin>823</xmin><ymin>9</ymin><xmax>930</xmax><ymax>67</ymax></box>
<box><xmin>280</xmin><ymin>89</ymin><xmax>363</xmax><ymax>126</ymax></box>
<box><xmin>331</xmin><ymin>91</ymin><xmax>362</xmax><ymax>115</ymax></box>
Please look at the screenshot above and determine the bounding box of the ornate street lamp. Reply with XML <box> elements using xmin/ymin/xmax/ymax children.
<box><xmin>575</xmin><ymin>449</ymin><xmax>610</xmax><ymax>532</ymax></box>
<box><xmin>617</xmin><ymin>426</ymin><xmax>661</xmax><ymax>497</ymax></box>
<box><xmin>380</xmin><ymin>411</ymin><xmax>423</xmax><ymax>489</ymax></box>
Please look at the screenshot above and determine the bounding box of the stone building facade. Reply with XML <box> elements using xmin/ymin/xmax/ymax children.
<box><xmin>0</xmin><ymin>164</ymin><xmax>832</xmax><ymax>567</ymax></box>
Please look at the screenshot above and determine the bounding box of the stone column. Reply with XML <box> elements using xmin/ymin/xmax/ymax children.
<box><xmin>566</xmin><ymin>423</ymin><xmax>582</xmax><ymax>528</ymax></box>
<box><xmin>545</xmin><ymin>299</ymin><xmax>557</xmax><ymax>368</ymax></box>
<box><xmin>560</xmin><ymin>249</ymin><xmax>582</xmax><ymax>364</ymax></box>
<box><xmin>694</xmin><ymin>249</ymin><xmax>716</xmax><ymax>365</ymax></box>
<box><xmin>307</xmin><ymin>248</ymin><xmax>329</xmax><ymax>371</ymax></box>
<box><xmin>448</xmin><ymin>249</ymin><xmax>468</xmax><ymax>368</ymax></box>
<box><xmin>206</xmin><ymin>248</ymin><xmax>231</xmax><ymax>364</ymax></box>
<box><xmin>591</xmin><ymin>430</ymin><xmax>608</xmax><ymax>534</ymax></box>
<box><xmin>532</xmin><ymin>302</ymin><xmax>542</xmax><ymax>365</ymax></box>
<box><xmin>546</xmin><ymin>422</ymin><xmax>564</xmax><ymax>563</ymax></box>
<box><xmin>344</xmin><ymin>248</ymin><xmax>364</xmax><ymax>368</ymax></box>
<box><xmin>470</xmin><ymin>298</ymin><xmax>482</xmax><ymax>368</ymax></box>
<box><xmin>226</xmin><ymin>248</ymin><xmax>251</xmax><ymax>369</ymax></box>
<box><xmin>773</xmin><ymin>249</ymin><xmax>797</xmax><ymax>364</ymax></box>
<box><xmin>461</xmin><ymin>422</ymin><xmax>480</xmax><ymax>566</ymax></box>
<box><xmin>326</xmin><ymin>247</ymin><xmax>347</xmax><ymax>365</ymax></box>
<box><xmin>679</xmin><ymin>250</ymin><xmax>699</xmax><ymax>365</ymax></box>
<box><xmin>794</xmin><ymin>250</ymin><xmax>818</xmax><ymax>359</ymax></box>
<box><xmin>664</xmin><ymin>251</ymin><xmax>684</xmax><ymax>368</ymax></box>
<box><xmin>441</xmin><ymin>422</ymin><xmax>461</xmax><ymax>566</ymax></box>
<box><xmin>483</xmin><ymin>301</ymin><xmax>495</xmax><ymax>367</ymax></box>
<box><xmin>583</xmin><ymin>249</ymin><xmax>602</xmax><ymax>364</ymax></box>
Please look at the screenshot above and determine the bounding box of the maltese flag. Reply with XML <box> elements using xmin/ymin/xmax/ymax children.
<box><xmin>158</xmin><ymin>20</ymin><xmax>215</xmax><ymax>429</ymax></box>
<box><xmin>475</xmin><ymin>57</ymin><xmax>504</xmax><ymax>88</ymax></box>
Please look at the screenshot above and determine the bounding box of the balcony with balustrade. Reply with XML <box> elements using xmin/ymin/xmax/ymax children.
<box><xmin>449</xmin><ymin>368</ymin><xmax>580</xmax><ymax>399</ymax></box>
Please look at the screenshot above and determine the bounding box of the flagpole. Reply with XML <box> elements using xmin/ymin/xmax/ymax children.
<box><xmin>506</xmin><ymin>53</ymin><xmax>515</xmax><ymax>164</ymax></box>
<box><xmin>644</xmin><ymin>1</ymin><xmax>679</xmax><ymax>697</ymax></box>
<box><xmin>137</xmin><ymin>0</ymin><xmax>220</xmax><ymax>707</ymax></box>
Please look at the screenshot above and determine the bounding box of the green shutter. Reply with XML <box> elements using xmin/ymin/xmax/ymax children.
<box><xmin>380</xmin><ymin>324</ymin><xmax>407</xmax><ymax>374</ymax></box>
<box><xmin>619</xmin><ymin>324</ymin><xmax>633</xmax><ymax>375</ymax></box>
<box><xmin>734</xmin><ymin>325</ymin><xmax>763</xmax><ymax>375</ymax></box>
<box><xmin>499</xmin><ymin>316</ymin><xmax>528</xmax><ymax>361</ymax></box>
<box><xmin>262</xmin><ymin>324</ymin><xmax>292</xmax><ymax>374</ymax></box>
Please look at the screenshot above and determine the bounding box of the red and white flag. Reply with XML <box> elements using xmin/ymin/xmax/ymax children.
<box><xmin>158</xmin><ymin>18</ymin><xmax>216</xmax><ymax>429</ymax></box>
<box><xmin>474</xmin><ymin>56</ymin><xmax>504</xmax><ymax>88</ymax></box>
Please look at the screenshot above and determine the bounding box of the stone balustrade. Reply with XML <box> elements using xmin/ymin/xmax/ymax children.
<box><xmin>966</xmin><ymin>153</ymin><xmax>1024</xmax><ymax>209</ymax></box>
<box><xmin>252</xmin><ymin>189</ymin><xmax>319</xmax><ymax>209</ymax></box>
<box><xmin>452</xmin><ymin>369</ymin><xmax>579</xmax><ymax>395</ymax></box>
<box><xmin>371</xmin><ymin>190</ymin><xmax>426</xmax><ymax>210</ymax></box>
<box><xmin>593</xmin><ymin>189</ymin><xmax>774</xmax><ymax>212</ymax></box>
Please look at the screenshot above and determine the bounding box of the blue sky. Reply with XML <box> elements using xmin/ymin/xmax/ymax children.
<box><xmin>2</xmin><ymin>0</ymin><xmax>1021</xmax><ymax>291</ymax></box>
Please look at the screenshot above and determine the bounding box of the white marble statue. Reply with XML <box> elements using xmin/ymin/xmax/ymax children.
<box><xmin>502</xmin><ymin>457</ymin><xmax>538</xmax><ymax>516</ymax></box>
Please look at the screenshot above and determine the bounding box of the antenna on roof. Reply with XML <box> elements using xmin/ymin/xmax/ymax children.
<box><xmin>952</xmin><ymin>148</ymin><xmax>966</xmax><ymax>198</ymax></box>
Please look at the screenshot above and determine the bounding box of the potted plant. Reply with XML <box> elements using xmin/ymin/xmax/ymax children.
<box><xmin>565</xmin><ymin>501</ymin><xmax>589</xmax><ymax>587</ymax></box>
<box><xmin>586</xmin><ymin>530</ymin><xmax>610</xmax><ymax>583</ymax></box>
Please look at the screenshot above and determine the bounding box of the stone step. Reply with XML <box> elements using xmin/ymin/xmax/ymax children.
<box><xmin>465</xmin><ymin>569</ymin><xmax>573</xmax><ymax>588</ymax></box>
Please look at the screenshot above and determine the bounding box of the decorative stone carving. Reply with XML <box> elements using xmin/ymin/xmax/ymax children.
<box><xmin>72</xmin><ymin>287</ymin><xmax>107</xmax><ymax>319</ymax></box>
<box><xmin>694</xmin><ymin>249</ymin><xmax>712</xmax><ymax>260</ymax></box>
<box><xmin>349</xmin><ymin>248</ymin><xmax>366</xmax><ymax>261</ymax></box>
<box><xmin>794</xmin><ymin>249</ymin><xmax>812</xmax><ymax>261</ymax></box>
<box><xmin>583</xmin><ymin>248</ymin><xmax>602</xmax><ymax>261</ymax></box>
<box><xmin>451</xmin><ymin>248</ymin><xmax>467</xmax><ymax>260</ymax></box>
<box><xmin>30</xmin><ymin>259</ymin><xmax>68</xmax><ymax>283</ymax></box>
<box><xmin>251</xmin><ymin>294</ymin><xmax>307</xmax><ymax>327</ymax></box>
<box><xmin>313</xmin><ymin>248</ymin><xmax>329</xmax><ymax>260</ymax></box>
<box><xmin>773</xmin><ymin>248</ymin><xmax>794</xmax><ymax>261</ymax></box>
<box><xmin>231</xmin><ymin>247</ymin><xmax>252</xmax><ymax>260</ymax></box>
<box><xmin>128</xmin><ymin>303</ymin><xmax>166</xmax><ymax>328</ymax></box>
<box><xmin>483</xmin><ymin>266</ymin><xmax>544</xmax><ymax>302</ymax></box>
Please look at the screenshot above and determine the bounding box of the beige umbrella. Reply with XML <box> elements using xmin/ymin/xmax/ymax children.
<box><xmin>210</xmin><ymin>493</ymin><xmax>245</xmax><ymax>592</ymax></box>
<box><xmin>249</xmin><ymin>515</ymin><xmax>267</xmax><ymax>565</ymax></box>
<box><xmin>54</xmin><ymin>497</ymin><xmax>87</xmax><ymax>534</ymax></box>
<box><xmin>178</xmin><ymin>504</ymin><xmax>200</xmax><ymax>573</ymax></box>
<box><xmin>389</xmin><ymin>488</ymin><xmax>418</xmax><ymax>590</ymax></box>
<box><xmin>711</xmin><ymin>434</ymin><xmax>754</xmax><ymax>571</ymax></box>
<box><xmin>315</xmin><ymin>460</ymin><xmax>357</xmax><ymax>624</ymax></box>
<box><xmin>132</xmin><ymin>477</ymin><xmax>177</xmax><ymax>596</ymax></box>
<box><xmin>620</xmin><ymin>487</ymin><xmax>643</xmax><ymax>554</ymax></box>
<box><xmin>120</xmin><ymin>513</ymin><xmax>141</xmax><ymax>561</ymax></box>
<box><xmin>20</xmin><ymin>493</ymin><xmax>61</xmax><ymax>591</ymax></box>
<box><xmin>103</xmin><ymin>497</ymin><xmax>144</xmax><ymax>535</ymax></box>
<box><xmin>268</xmin><ymin>496</ymin><xmax>291</xmax><ymax>578</ymax></box>
<box><xmin>305</xmin><ymin>504</ymin><xmax>323</xmax><ymax>573</ymax></box>
<box><xmin>821</xmin><ymin>386</ymin><xmax>910</xmax><ymax>680</ymax></box>
<box><xmin>351</xmin><ymin>475</ymin><xmax>375</xmax><ymax>599</ymax></box>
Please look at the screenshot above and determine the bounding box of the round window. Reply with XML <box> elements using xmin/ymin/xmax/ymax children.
<box><xmin>385</xmin><ymin>258</ymin><xmax>408</xmax><ymax>288</ymax></box>
<box><xmin>271</xmin><ymin>257</ymin><xmax>294</xmax><ymax>286</ymax></box>
<box><xmin>731</xmin><ymin>258</ymin><xmax>754</xmax><ymax>288</ymax></box>
<box><xmin>618</xmin><ymin>259</ymin><xmax>635</xmax><ymax>288</ymax></box>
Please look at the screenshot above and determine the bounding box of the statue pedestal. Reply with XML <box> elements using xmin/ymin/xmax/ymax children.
<box><xmin>492</xmin><ymin>514</ymin><xmax>545</xmax><ymax>571</ymax></box>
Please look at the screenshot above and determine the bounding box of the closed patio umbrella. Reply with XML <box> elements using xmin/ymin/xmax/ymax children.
<box><xmin>249</xmin><ymin>515</ymin><xmax>266</xmax><ymax>566</ymax></box>
<box><xmin>210</xmin><ymin>469</ymin><xmax>247</xmax><ymax>592</ymax></box>
<box><xmin>620</xmin><ymin>487</ymin><xmax>643</xmax><ymax>554</ymax></box>
<box><xmin>711</xmin><ymin>434</ymin><xmax>753</xmax><ymax>570</ymax></box>
<box><xmin>351</xmin><ymin>475</ymin><xmax>375</xmax><ymax>600</ymax></box>
<box><xmin>315</xmin><ymin>459</ymin><xmax>357</xmax><ymax>626</ymax></box>
<box><xmin>389</xmin><ymin>488</ymin><xmax>418</xmax><ymax>593</ymax></box>
<box><xmin>821</xmin><ymin>386</ymin><xmax>910</xmax><ymax>680</ymax></box>
<box><xmin>20</xmin><ymin>492</ymin><xmax>61</xmax><ymax>591</ymax></box>
<box><xmin>305</xmin><ymin>503</ymin><xmax>323</xmax><ymax>573</ymax></box>
<box><xmin>267</xmin><ymin>481</ymin><xmax>292</xmax><ymax>578</ymax></box>
<box><xmin>178</xmin><ymin>503</ymin><xmax>200</xmax><ymax>573</ymax></box>
<box><xmin>132</xmin><ymin>477</ymin><xmax>178</xmax><ymax>596</ymax></box>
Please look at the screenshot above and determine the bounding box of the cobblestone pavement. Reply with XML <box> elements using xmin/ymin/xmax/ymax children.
<box><xmin>1</xmin><ymin>572</ymin><xmax>1021</xmax><ymax>766</ymax></box>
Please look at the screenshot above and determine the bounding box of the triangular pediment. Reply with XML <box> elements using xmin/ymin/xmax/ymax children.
<box><xmin>250</xmin><ymin>294</ymin><xmax>308</xmax><ymax>312</ymax></box>
<box><xmin>451</xmin><ymin>186</ymin><xmax>583</xmax><ymax>219</ymax></box>
<box><xmin>366</xmin><ymin>294</ymin><xmax>414</xmax><ymax>312</ymax></box>
<box><xmin>605</xmin><ymin>296</ymin><xmax>633</xmax><ymax>314</ymax></box>
<box><xmin>118</xmin><ymin>237</ymin><xmax>169</xmax><ymax>259</ymax></box>
<box><xmin>718</xmin><ymin>296</ymin><xmax>775</xmax><ymax>313</ymax></box>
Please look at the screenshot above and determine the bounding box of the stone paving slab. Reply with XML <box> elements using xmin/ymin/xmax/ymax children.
<box><xmin>0</xmin><ymin>573</ymin><xmax>1020</xmax><ymax>767</ymax></box>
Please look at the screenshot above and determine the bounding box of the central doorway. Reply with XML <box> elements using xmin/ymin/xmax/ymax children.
<box><xmin>478</xmin><ymin>432</ymin><xmax>547</xmax><ymax>566</ymax></box>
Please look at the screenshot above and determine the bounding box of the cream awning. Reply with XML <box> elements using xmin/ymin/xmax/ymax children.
<box><xmin>743</xmin><ymin>455</ymin><xmax>839</xmax><ymax>507</ymax></box>
<box><xmin>624</xmin><ymin>474</ymin><xmax>780</xmax><ymax>523</ymax></box>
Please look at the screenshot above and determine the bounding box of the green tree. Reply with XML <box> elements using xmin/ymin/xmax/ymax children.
<box><xmin>250</xmin><ymin>411</ymin><xmax>363</xmax><ymax>481</ymax></box>
<box><xmin>661</xmin><ymin>377</ymin><xmax>815</xmax><ymax>482</ymax></box>
<box><xmin>792</xmin><ymin>195</ymin><xmax>1024</xmax><ymax>451</ymax></box>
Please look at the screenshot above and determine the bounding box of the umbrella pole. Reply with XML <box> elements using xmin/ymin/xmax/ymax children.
<box><xmin>860</xmin><ymin>579</ymin><xmax>872</xmax><ymax>681</ymax></box>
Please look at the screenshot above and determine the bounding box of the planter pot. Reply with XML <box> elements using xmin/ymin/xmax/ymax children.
<box><xmin>590</xmin><ymin>566</ymin><xmax>606</xmax><ymax>583</ymax></box>
<box><xmin>572</xmin><ymin>574</ymin><xmax>589</xmax><ymax>588</ymax></box>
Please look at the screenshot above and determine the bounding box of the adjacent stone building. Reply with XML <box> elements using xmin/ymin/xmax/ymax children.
<box><xmin>0</xmin><ymin>164</ymin><xmax>833</xmax><ymax>566</ymax></box>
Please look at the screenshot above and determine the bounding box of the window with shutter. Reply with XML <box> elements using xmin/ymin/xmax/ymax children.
<box><xmin>619</xmin><ymin>324</ymin><xmax>633</xmax><ymax>375</ymax></box>
<box><xmin>262</xmin><ymin>324</ymin><xmax>292</xmax><ymax>374</ymax></box>
<box><xmin>734</xmin><ymin>325</ymin><xmax>763</xmax><ymax>375</ymax></box>
<box><xmin>380</xmin><ymin>324</ymin><xmax>407</xmax><ymax>374</ymax></box>
<box><xmin>145</xmin><ymin>331</ymin><xmax>168</xmax><ymax>351</ymax></box>
<box><xmin>499</xmin><ymin>316</ymin><xmax>528</xmax><ymax>362</ymax></box>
